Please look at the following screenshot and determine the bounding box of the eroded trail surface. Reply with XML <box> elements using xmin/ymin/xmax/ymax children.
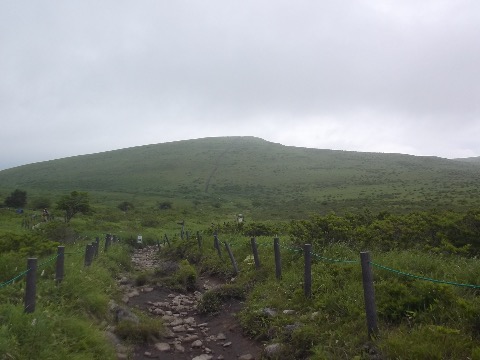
<box><xmin>119</xmin><ymin>246</ymin><xmax>262</xmax><ymax>360</ymax></box>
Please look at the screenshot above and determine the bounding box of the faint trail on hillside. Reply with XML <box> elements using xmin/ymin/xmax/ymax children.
<box><xmin>204</xmin><ymin>148</ymin><xmax>229</xmax><ymax>193</ymax></box>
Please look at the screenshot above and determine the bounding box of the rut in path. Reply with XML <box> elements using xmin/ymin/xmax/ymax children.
<box><xmin>120</xmin><ymin>245</ymin><xmax>262</xmax><ymax>360</ymax></box>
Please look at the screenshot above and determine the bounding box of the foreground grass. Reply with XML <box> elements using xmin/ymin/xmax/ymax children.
<box><xmin>0</xmin><ymin>241</ymin><xmax>132</xmax><ymax>360</ymax></box>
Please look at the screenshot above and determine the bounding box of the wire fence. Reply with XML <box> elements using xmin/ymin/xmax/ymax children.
<box><xmin>1</xmin><ymin>250</ymin><xmax>76</xmax><ymax>289</ymax></box>
<box><xmin>0</xmin><ymin>269</ymin><xmax>31</xmax><ymax>289</ymax></box>
<box><xmin>221</xmin><ymin>235</ymin><xmax>480</xmax><ymax>288</ymax></box>
<box><xmin>0</xmin><ymin>234</ymin><xmax>120</xmax><ymax>313</ymax></box>
<box><xmin>184</xmin><ymin>231</ymin><xmax>480</xmax><ymax>338</ymax></box>
<box><xmin>3</xmin><ymin>225</ymin><xmax>480</xmax><ymax>337</ymax></box>
<box><xmin>370</xmin><ymin>261</ymin><xmax>480</xmax><ymax>289</ymax></box>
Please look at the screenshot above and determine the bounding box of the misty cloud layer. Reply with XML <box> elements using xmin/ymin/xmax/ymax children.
<box><xmin>1</xmin><ymin>0</ymin><xmax>479</xmax><ymax>170</ymax></box>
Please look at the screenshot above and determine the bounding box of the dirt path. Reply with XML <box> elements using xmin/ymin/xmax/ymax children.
<box><xmin>119</xmin><ymin>246</ymin><xmax>262</xmax><ymax>360</ymax></box>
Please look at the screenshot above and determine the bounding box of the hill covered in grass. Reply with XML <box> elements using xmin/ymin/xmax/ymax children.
<box><xmin>1</xmin><ymin>136</ymin><xmax>480</xmax><ymax>219</ymax></box>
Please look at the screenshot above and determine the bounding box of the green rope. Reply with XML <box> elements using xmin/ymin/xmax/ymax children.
<box><xmin>0</xmin><ymin>269</ymin><xmax>30</xmax><ymax>288</ymax></box>
<box><xmin>280</xmin><ymin>244</ymin><xmax>303</xmax><ymax>253</ymax></box>
<box><xmin>371</xmin><ymin>262</ymin><xmax>480</xmax><ymax>289</ymax></box>
<box><xmin>38</xmin><ymin>254</ymin><xmax>59</xmax><ymax>268</ymax></box>
<box><xmin>0</xmin><ymin>253</ymin><xmax>57</xmax><ymax>289</ymax></box>
<box><xmin>64</xmin><ymin>248</ymin><xmax>86</xmax><ymax>255</ymax></box>
<box><xmin>0</xmin><ymin>234</ymin><xmax>105</xmax><ymax>290</ymax></box>
<box><xmin>311</xmin><ymin>252</ymin><xmax>358</xmax><ymax>264</ymax></box>
<box><xmin>250</xmin><ymin>239</ymin><xmax>358</xmax><ymax>263</ymax></box>
<box><xmin>255</xmin><ymin>241</ymin><xmax>270</xmax><ymax>247</ymax></box>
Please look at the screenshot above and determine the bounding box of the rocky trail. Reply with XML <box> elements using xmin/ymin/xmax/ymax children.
<box><xmin>112</xmin><ymin>246</ymin><xmax>262</xmax><ymax>360</ymax></box>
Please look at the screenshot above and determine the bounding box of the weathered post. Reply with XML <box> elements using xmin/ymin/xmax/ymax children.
<box><xmin>55</xmin><ymin>246</ymin><xmax>65</xmax><ymax>284</ymax></box>
<box><xmin>304</xmin><ymin>244</ymin><xmax>312</xmax><ymax>298</ymax></box>
<box><xmin>85</xmin><ymin>244</ymin><xmax>94</xmax><ymax>267</ymax></box>
<box><xmin>274</xmin><ymin>237</ymin><xmax>282</xmax><ymax>280</ymax></box>
<box><xmin>186</xmin><ymin>231</ymin><xmax>190</xmax><ymax>241</ymax></box>
<box><xmin>251</xmin><ymin>237</ymin><xmax>261</xmax><ymax>269</ymax></box>
<box><xmin>213</xmin><ymin>235</ymin><xmax>222</xmax><ymax>258</ymax></box>
<box><xmin>24</xmin><ymin>258</ymin><xmax>37</xmax><ymax>313</ymax></box>
<box><xmin>104</xmin><ymin>234</ymin><xmax>111</xmax><ymax>252</ymax></box>
<box><xmin>84</xmin><ymin>244</ymin><xmax>89</xmax><ymax>266</ymax></box>
<box><xmin>197</xmin><ymin>231</ymin><xmax>202</xmax><ymax>251</ymax></box>
<box><xmin>360</xmin><ymin>251</ymin><xmax>379</xmax><ymax>338</ymax></box>
<box><xmin>179</xmin><ymin>220</ymin><xmax>185</xmax><ymax>240</ymax></box>
<box><xmin>94</xmin><ymin>237</ymin><xmax>100</xmax><ymax>257</ymax></box>
<box><xmin>92</xmin><ymin>239</ymin><xmax>98</xmax><ymax>258</ymax></box>
<box><xmin>89</xmin><ymin>242</ymin><xmax>95</xmax><ymax>263</ymax></box>
<box><xmin>164</xmin><ymin>234</ymin><xmax>171</xmax><ymax>247</ymax></box>
<box><xmin>224</xmin><ymin>242</ymin><xmax>239</xmax><ymax>275</ymax></box>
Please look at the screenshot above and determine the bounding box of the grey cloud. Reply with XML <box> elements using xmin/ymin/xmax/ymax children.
<box><xmin>1</xmin><ymin>0</ymin><xmax>480</xmax><ymax>170</ymax></box>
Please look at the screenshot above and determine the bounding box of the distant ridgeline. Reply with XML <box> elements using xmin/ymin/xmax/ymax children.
<box><xmin>1</xmin><ymin>136</ymin><xmax>480</xmax><ymax>218</ymax></box>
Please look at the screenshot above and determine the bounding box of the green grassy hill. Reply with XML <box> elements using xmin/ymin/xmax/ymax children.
<box><xmin>1</xmin><ymin>136</ymin><xmax>480</xmax><ymax>219</ymax></box>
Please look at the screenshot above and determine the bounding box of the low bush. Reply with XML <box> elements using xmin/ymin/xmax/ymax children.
<box><xmin>173</xmin><ymin>259</ymin><xmax>197</xmax><ymax>291</ymax></box>
<box><xmin>115</xmin><ymin>315</ymin><xmax>164</xmax><ymax>343</ymax></box>
<box><xmin>0</xmin><ymin>231</ymin><xmax>59</xmax><ymax>256</ymax></box>
<box><xmin>197</xmin><ymin>284</ymin><xmax>245</xmax><ymax>314</ymax></box>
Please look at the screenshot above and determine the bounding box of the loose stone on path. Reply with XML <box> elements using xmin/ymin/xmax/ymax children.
<box><xmin>121</xmin><ymin>245</ymin><xmax>262</xmax><ymax>360</ymax></box>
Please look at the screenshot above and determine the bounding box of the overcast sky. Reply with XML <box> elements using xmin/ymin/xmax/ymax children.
<box><xmin>1</xmin><ymin>1</ymin><xmax>479</xmax><ymax>171</ymax></box>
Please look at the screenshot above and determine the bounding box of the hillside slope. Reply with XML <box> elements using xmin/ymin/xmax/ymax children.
<box><xmin>1</xmin><ymin>136</ymin><xmax>480</xmax><ymax>218</ymax></box>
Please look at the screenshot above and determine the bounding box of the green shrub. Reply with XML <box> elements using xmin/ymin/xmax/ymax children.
<box><xmin>135</xmin><ymin>272</ymin><xmax>149</xmax><ymax>286</ymax></box>
<box><xmin>36</xmin><ymin>221</ymin><xmax>79</xmax><ymax>243</ymax></box>
<box><xmin>197</xmin><ymin>284</ymin><xmax>245</xmax><ymax>314</ymax></box>
<box><xmin>197</xmin><ymin>290</ymin><xmax>223</xmax><ymax>314</ymax></box>
<box><xmin>173</xmin><ymin>260</ymin><xmax>197</xmax><ymax>291</ymax></box>
<box><xmin>140</xmin><ymin>215</ymin><xmax>161</xmax><ymax>228</ymax></box>
<box><xmin>157</xmin><ymin>201</ymin><xmax>173</xmax><ymax>210</ymax></box>
<box><xmin>0</xmin><ymin>231</ymin><xmax>58</xmax><ymax>256</ymax></box>
<box><xmin>115</xmin><ymin>315</ymin><xmax>164</xmax><ymax>343</ymax></box>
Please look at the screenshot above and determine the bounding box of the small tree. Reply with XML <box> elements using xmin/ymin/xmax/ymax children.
<box><xmin>5</xmin><ymin>189</ymin><xmax>27</xmax><ymax>208</ymax></box>
<box><xmin>158</xmin><ymin>201</ymin><xmax>173</xmax><ymax>210</ymax></box>
<box><xmin>56</xmin><ymin>191</ymin><xmax>92</xmax><ymax>223</ymax></box>
<box><xmin>118</xmin><ymin>201</ymin><xmax>134</xmax><ymax>212</ymax></box>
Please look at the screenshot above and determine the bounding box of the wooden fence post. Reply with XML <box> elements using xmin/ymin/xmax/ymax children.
<box><xmin>85</xmin><ymin>244</ymin><xmax>94</xmax><ymax>267</ymax></box>
<box><xmin>104</xmin><ymin>234</ymin><xmax>111</xmax><ymax>252</ymax></box>
<box><xmin>55</xmin><ymin>246</ymin><xmax>65</xmax><ymax>284</ymax></box>
<box><xmin>94</xmin><ymin>237</ymin><xmax>100</xmax><ymax>257</ymax></box>
<box><xmin>274</xmin><ymin>237</ymin><xmax>282</xmax><ymax>280</ymax></box>
<box><xmin>304</xmin><ymin>244</ymin><xmax>312</xmax><ymax>298</ymax></box>
<box><xmin>197</xmin><ymin>231</ymin><xmax>202</xmax><ymax>251</ymax></box>
<box><xmin>164</xmin><ymin>234</ymin><xmax>171</xmax><ymax>247</ymax></box>
<box><xmin>180</xmin><ymin>220</ymin><xmax>185</xmax><ymax>240</ymax></box>
<box><xmin>92</xmin><ymin>239</ymin><xmax>98</xmax><ymax>258</ymax></box>
<box><xmin>360</xmin><ymin>251</ymin><xmax>379</xmax><ymax>338</ymax></box>
<box><xmin>90</xmin><ymin>243</ymin><xmax>95</xmax><ymax>263</ymax></box>
<box><xmin>224</xmin><ymin>242</ymin><xmax>239</xmax><ymax>275</ymax></box>
<box><xmin>214</xmin><ymin>235</ymin><xmax>222</xmax><ymax>258</ymax></box>
<box><xmin>24</xmin><ymin>258</ymin><xmax>37</xmax><ymax>313</ymax></box>
<box><xmin>251</xmin><ymin>237</ymin><xmax>261</xmax><ymax>269</ymax></box>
